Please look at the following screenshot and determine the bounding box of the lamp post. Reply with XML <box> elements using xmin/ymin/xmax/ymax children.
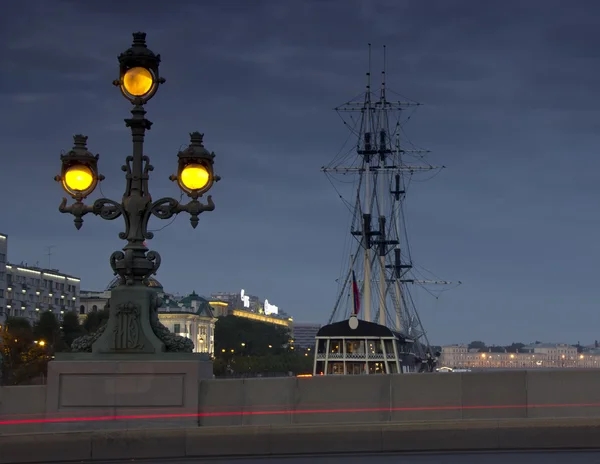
<box><xmin>54</xmin><ymin>32</ymin><xmax>220</xmax><ymax>355</ymax></box>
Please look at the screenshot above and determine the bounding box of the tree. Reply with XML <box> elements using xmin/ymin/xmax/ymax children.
<box><xmin>0</xmin><ymin>317</ymin><xmax>49</xmax><ymax>385</ymax></box>
<box><xmin>214</xmin><ymin>315</ymin><xmax>290</xmax><ymax>358</ymax></box>
<box><xmin>489</xmin><ymin>345</ymin><xmax>506</xmax><ymax>353</ymax></box>
<box><xmin>505</xmin><ymin>342</ymin><xmax>525</xmax><ymax>353</ymax></box>
<box><xmin>83</xmin><ymin>308</ymin><xmax>109</xmax><ymax>333</ymax></box>
<box><xmin>468</xmin><ymin>341</ymin><xmax>487</xmax><ymax>352</ymax></box>
<box><xmin>62</xmin><ymin>311</ymin><xmax>84</xmax><ymax>348</ymax></box>
<box><xmin>33</xmin><ymin>311</ymin><xmax>65</xmax><ymax>354</ymax></box>
<box><xmin>214</xmin><ymin>352</ymin><xmax>314</xmax><ymax>377</ymax></box>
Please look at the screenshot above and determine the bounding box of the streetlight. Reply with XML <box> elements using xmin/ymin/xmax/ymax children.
<box><xmin>54</xmin><ymin>32</ymin><xmax>220</xmax><ymax>355</ymax></box>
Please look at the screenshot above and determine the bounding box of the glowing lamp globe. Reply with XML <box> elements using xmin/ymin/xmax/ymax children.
<box><xmin>180</xmin><ymin>164</ymin><xmax>210</xmax><ymax>191</ymax></box>
<box><xmin>170</xmin><ymin>132</ymin><xmax>219</xmax><ymax>199</ymax></box>
<box><xmin>55</xmin><ymin>134</ymin><xmax>103</xmax><ymax>200</ymax></box>
<box><xmin>114</xmin><ymin>32</ymin><xmax>165</xmax><ymax>104</ymax></box>
<box><xmin>64</xmin><ymin>165</ymin><xmax>94</xmax><ymax>193</ymax></box>
<box><xmin>122</xmin><ymin>67</ymin><xmax>154</xmax><ymax>98</ymax></box>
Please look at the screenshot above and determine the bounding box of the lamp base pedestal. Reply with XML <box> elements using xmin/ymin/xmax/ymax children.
<box><xmin>44</xmin><ymin>354</ymin><xmax>213</xmax><ymax>431</ymax></box>
<box><xmin>92</xmin><ymin>284</ymin><xmax>166</xmax><ymax>355</ymax></box>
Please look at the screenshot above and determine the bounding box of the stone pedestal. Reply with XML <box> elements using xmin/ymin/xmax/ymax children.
<box><xmin>93</xmin><ymin>284</ymin><xmax>165</xmax><ymax>355</ymax></box>
<box><xmin>45</xmin><ymin>354</ymin><xmax>213</xmax><ymax>431</ymax></box>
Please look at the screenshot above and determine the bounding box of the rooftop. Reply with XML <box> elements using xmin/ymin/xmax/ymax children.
<box><xmin>5</xmin><ymin>263</ymin><xmax>80</xmax><ymax>281</ymax></box>
<box><xmin>317</xmin><ymin>319</ymin><xmax>412</xmax><ymax>343</ymax></box>
<box><xmin>160</xmin><ymin>291</ymin><xmax>215</xmax><ymax>318</ymax></box>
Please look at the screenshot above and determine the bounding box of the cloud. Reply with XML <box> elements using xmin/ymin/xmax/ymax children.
<box><xmin>4</xmin><ymin>0</ymin><xmax>600</xmax><ymax>343</ymax></box>
<box><xmin>2</xmin><ymin>93</ymin><xmax>57</xmax><ymax>104</ymax></box>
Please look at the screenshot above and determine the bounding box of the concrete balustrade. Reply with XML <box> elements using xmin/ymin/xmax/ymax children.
<box><xmin>3</xmin><ymin>370</ymin><xmax>600</xmax><ymax>434</ymax></box>
<box><xmin>2</xmin><ymin>371</ymin><xmax>600</xmax><ymax>462</ymax></box>
<box><xmin>197</xmin><ymin>370</ymin><xmax>600</xmax><ymax>426</ymax></box>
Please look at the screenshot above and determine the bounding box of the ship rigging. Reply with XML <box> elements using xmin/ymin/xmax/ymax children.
<box><xmin>313</xmin><ymin>45</ymin><xmax>460</xmax><ymax>375</ymax></box>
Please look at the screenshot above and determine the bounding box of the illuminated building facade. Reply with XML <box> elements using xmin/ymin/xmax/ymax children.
<box><xmin>230</xmin><ymin>309</ymin><xmax>293</xmax><ymax>329</ymax></box>
<box><xmin>440</xmin><ymin>343</ymin><xmax>600</xmax><ymax>369</ymax></box>
<box><xmin>211</xmin><ymin>289</ymin><xmax>285</xmax><ymax>317</ymax></box>
<box><xmin>0</xmin><ymin>233</ymin><xmax>81</xmax><ymax>326</ymax></box>
<box><xmin>0</xmin><ymin>233</ymin><xmax>6</xmax><ymax>325</ymax></box>
<box><xmin>5</xmin><ymin>264</ymin><xmax>80</xmax><ymax>325</ymax></box>
<box><xmin>160</xmin><ymin>291</ymin><xmax>217</xmax><ymax>355</ymax></box>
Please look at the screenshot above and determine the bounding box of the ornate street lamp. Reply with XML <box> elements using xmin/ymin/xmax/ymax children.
<box><xmin>113</xmin><ymin>31</ymin><xmax>165</xmax><ymax>105</ymax></box>
<box><xmin>55</xmin><ymin>32</ymin><xmax>220</xmax><ymax>355</ymax></box>
<box><xmin>54</xmin><ymin>135</ymin><xmax>104</xmax><ymax>229</ymax></box>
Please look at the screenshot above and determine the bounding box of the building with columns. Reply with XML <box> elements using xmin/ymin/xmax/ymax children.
<box><xmin>440</xmin><ymin>343</ymin><xmax>600</xmax><ymax>369</ymax></box>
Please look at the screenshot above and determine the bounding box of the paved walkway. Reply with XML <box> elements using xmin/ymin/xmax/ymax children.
<box><xmin>74</xmin><ymin>450</ymin><xmax>600</xmax><ymax>463</ymax></box>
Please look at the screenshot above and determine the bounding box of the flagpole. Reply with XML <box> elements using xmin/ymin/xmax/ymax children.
<box><xmin>349</xmin><ymin>254</ymin><xmax>355</xmax><ymax>316</ymax></box>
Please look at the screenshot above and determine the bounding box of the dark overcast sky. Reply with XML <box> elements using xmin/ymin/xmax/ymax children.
<box><xmin>2</xmin><ymin>0</ymin><xmax>600</xmax><ymax>346</ymax></box>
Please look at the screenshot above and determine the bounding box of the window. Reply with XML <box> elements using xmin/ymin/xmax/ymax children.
<box><xmin>79</xmin><ymin>305</ymin><xmax>85</xmax><ymax>315</ymax></box>
<box><xmin>92</xmin><ymin>305</ymin><xmax>98</xmax><ymax>311</ymax></box>
<box><xmin>174</xmin><ymin>323</ymin><xmax>181</xmax><ymax>333</ymax></box>
<box><xmin>0</xmin><ymin>289</ymin><xmax>3</xmax><ymax>298</ymax></box>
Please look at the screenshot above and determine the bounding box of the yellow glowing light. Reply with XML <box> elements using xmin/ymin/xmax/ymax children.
<box><xmin>64</xmin><ymin>165</ymin><xmax>94</xmax><ymax>192</ymax></box>
<box><xmin>123</xmin><ymin>67</ymin><xmax>154</xmax><ymax>97</ymax></box>
<box><xmin>180</xmin><ymin>163</ymin><xmax>210</xmax><ymax>191</ymax></box>
<box><xmin>39</xmin><ymin>340</ymin><xmax>46</xmax><ymax>346</ymax></box>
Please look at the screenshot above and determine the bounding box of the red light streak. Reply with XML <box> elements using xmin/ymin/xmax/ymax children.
<box><xmin>1</xmin><ymin>402</ymin><xmax>600</xmax><ymax>426</ymax></box>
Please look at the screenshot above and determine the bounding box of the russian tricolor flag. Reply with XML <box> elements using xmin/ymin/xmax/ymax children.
<box><xmin>351</xmin><ymin>270</ymin><xmax>361</xmax><ymax>316</ymax></box>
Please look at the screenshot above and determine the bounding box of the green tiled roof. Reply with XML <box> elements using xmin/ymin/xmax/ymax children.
<box><xmin>160</xmin><ymin>298</ymin><xmax>181</xmax><ymax>309</ymax></box>
<box><xmin>179</xmin><ymin>290</ymin><xmax>203</xmax><ymax>306</ymax></box>
<box><xmin>160</xmin><ymin>291</ymin><xmax>214</xmax><ymax>318</ymax></box>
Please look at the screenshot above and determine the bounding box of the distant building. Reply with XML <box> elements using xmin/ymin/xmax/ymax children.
<box><xmin>520</xmin><ymin>342</ymin><xmax>577</xmax><ymax>362</ymax></box>
<box><xmin>229</xmin><ymin>308</ymin><xmax>293</xmax><ymax>329</ymax></box>
<box><xmin>160</xmin><ymin>291</ymin><xmax>217</xmax><ymax>355</ymax></box>
<box><xmin>5</xmin><ymin>263</ymin><xmax>81</xmax><ymax>325</ymax></box>
<box><xmin>440</xmin><ymin>342</ymin><xmax>600</xmax><ymax>369</ymax></box>
<box><xmin>211</xmin><ymin>289</ymin><xmax>293</xmax><ymax>326</ymax></box>
<box><xmin>0</xmin><ymin>233</ymin><xmax>6</xmax><ymax>325</ymax></box>
<box><xmin>206</xmin><ymin>300</ymin><xmax>230</xmax><ymax>317</ymax></box>
<box><xmin>211</xmin><ymin>290</ymin><xmax>259</xmax><ymax>311</ymax></box>
<box><xmin>0</xmin><ymin>234</ymin><xmax>81</xmax><ymax>327</ymax></box>
<box><xmin>292</xmin><ymin>323</ymin><xmax>322</xmax><ymax>349</ymax></box>
<box><xmin>211</xmin><ymin>289</ymin><xmax>290</xmax><ymax>315</ymax></box>
<box><xmin>78</xmin><ymin>289</ymin><xmax>110</xmax><ymax>315</ymax></box>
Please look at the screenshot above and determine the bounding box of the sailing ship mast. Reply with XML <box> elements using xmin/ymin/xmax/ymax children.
<box><xmin>322</xmin><ymin>45</ymin><xmax>458</xmax><ymax>353</ymax></box>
